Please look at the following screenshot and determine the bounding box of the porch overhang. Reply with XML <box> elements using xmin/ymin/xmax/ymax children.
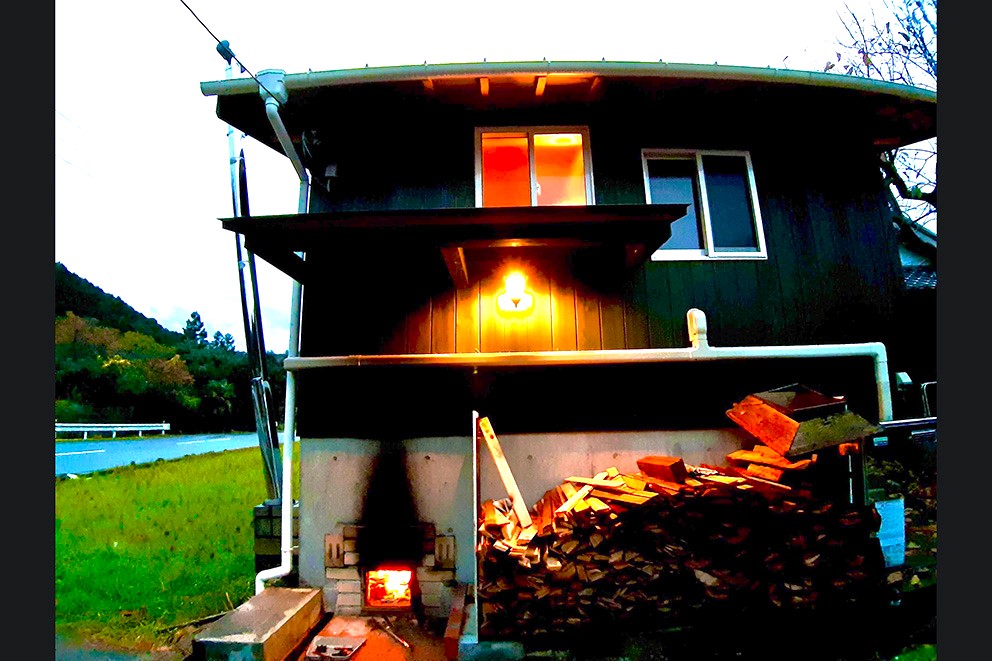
<box><xmin>220</xmin><ymin>203</ymin><xmax>687</xmax><ymax>285</ymax></box>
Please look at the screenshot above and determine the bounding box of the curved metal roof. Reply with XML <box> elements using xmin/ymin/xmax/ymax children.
<box><xmin>201</xmin><ymin>60</ymin><xmax>935</xmax><ymax>152</ymax></box>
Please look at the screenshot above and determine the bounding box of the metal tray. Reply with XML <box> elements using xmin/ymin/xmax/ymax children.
<box><xmin>305</xmin><ymin>635</ymin><xmax>366</xmax><ymax>660</ymax></box>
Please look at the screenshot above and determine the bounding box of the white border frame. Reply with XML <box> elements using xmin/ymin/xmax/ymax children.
<box><xmin>641</xmin><ymin>148</ymin><xmax>767</xmax><ymax>261</ymax></box>
<box><xmin>475</xmin><ymin>126</ymin><xmax>595</xmax><ymax>208</ymax></box>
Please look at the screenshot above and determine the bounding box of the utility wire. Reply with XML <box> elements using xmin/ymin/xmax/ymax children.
<box><xmin>177</xmin><ymin>0</ymin><xmax>282</xmax><ymax>107</ymax></box>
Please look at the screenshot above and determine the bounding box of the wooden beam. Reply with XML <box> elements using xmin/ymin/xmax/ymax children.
<box><xmin>479</xmin><ymin>77</ymin><xmax>489</xmax><ymax>96</ymax></box>
<box><xmin>588</xmin><ymin>76</ymin><xmax>603</xmax><ymax>99</ymax></box>
<box><xmin>441</xmin><ymin>245</ymin><xmax>469</xmax><ymax>288</ymax></box>
<box><xmin>443</xmin><ymin>583</ymin><xmax>468</xmax><ymax>660</ymax></box>
<box><xmin>534</xmin><ymin>75</ymin><xmax>547</xmax><ymax>97</ymax></box>
<box><xmin>478</xmin><ymin>417</ymin><xmax>531</xmax><ymax>528</ymax></box>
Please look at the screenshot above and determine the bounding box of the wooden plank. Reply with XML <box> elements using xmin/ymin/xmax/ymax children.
<box><xmin>589</xmin><ymin>489</ymin><xmax>652</xmax><ymax>505</ymax></box>
<box><xmin>444</xmin><ymin>584</ymin><xmax>468</xmax><ymax>660</ymax></box>
<box><xmin>407</xmin><ymin>298</ymin><xmax>432</xmax><ymax>354</ymax></box>
<box><xmin>478</xmin><ymin>417</ymin><xmax>532</xmax><ymax>528</ymax></box>
<box><xmin>565</xmin><ymin>476</ymin><xmax>626</xmax><ymax>489</ymax></box>
<box><xmin>556</xmin><ymin>471</ymin><xmax>608</xmax><ymax>514</ymax></box>
<box><xmin>441</xmin><ymin>246</ymin><xmax>469</xmax><ymax>288</ymax></box>
<box><xmin>534</xmin><ymin>75</ymin><xmax>547</xmax><ymax>96</ymax></box>
<box><xmin>725</xmin><ymin>395</ymin><xmax>801</xmax><ymax>456</ymax></box>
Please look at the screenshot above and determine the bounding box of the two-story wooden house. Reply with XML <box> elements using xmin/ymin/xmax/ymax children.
<box><xmin>197</xmin><ymin>60</ymin><xmax>935</xmax><ymax>655</ymax></box>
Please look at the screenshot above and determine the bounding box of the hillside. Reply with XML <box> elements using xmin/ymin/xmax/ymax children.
<box><xmin>55</xmin><ymin>262</ymin><xmax>184</xmax><ymax>347</ymax></box>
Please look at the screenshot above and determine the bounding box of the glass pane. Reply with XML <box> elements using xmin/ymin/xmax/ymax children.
<box><xmin>702</xmin><ymin>155</ymin><xmax>759</xmax><ymax>252</ymax></box>
<box><xmin>646</xmin><ymin>158</ymin><xmax>703</xmax><ymax>251</ymax></box>
<box><xmin>534</xmin><ymin>133</ymin><xmax>587</xmax><ymax>206</ymax></box>
<box><xmin>481</xmin><ymin>133</ymin><xmax>530</xmax><ymax>207</ymax></box>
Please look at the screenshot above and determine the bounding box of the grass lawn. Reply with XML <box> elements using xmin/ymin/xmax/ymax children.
<box><xmin>55</xmin><ymin>444</ymin><xmax>299</xmax><ymax>653</ymax></box>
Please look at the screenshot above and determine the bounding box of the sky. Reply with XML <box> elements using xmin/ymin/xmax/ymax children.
<box><xmin>55</xmin><ymin>0</ymin><xmax>887</xmax><ymax>354</ymax></box>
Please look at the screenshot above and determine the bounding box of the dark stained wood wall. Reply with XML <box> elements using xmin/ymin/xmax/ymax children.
<box><xmin>299</xmin><ymin>102</ymin><xmax>903</xmax><ymax>359</ymax></box>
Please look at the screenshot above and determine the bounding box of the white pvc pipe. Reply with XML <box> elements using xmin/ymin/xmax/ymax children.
<box><xmin>254</xmin><ymin>72</ymin><xmax>311</xmax><ymax>595</ymax></box>
<box><xmin>684</xmin><ymin>308</ymin><xmax>892</xmax><ymax>422</ymax></box>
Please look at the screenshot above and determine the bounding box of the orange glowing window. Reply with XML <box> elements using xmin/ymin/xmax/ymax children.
<box><xmin>478</xmin><ymin>128</ymin><xmax>591</xmax><ymax>208</ymax></box>
<box><xmin>365</xmin><ymin>568</ymin><xmax>412</xmax><ymax>609</ymax></box>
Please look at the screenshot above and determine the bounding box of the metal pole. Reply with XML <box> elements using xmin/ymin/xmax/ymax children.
<box><xmin>220</xmin><ymin>41</ymin><xmax>281</xmax><ymax>500</ymax></box>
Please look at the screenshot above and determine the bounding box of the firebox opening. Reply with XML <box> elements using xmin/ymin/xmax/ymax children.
<box><xmin>365</xmin><ymin>566</ymin><xmax>414</xmax><ymax>610</ymax></box>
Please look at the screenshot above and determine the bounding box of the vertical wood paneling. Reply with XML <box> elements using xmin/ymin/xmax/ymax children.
<box><xmin>645</xmin><ymin>262</ymin><xmax>676</xmax><ymax>347</ymax></box>
<box><xmin>479</xmin><ymin>270</ymin><xmax>501</xmax><ymax>352</ymax></box>
<box><xmin>622</xmin><ymin>268</ymin><xmax>650</xmax><ymax>349</ymax></box>
<box><xmin>431</xmin><ymin>289</ymin><xmax>456</xmax><ymax>353</ymax></box>
<box><xmin>407</xmin><ymin>298</ymin><xmax>432</xmax><ymax>354</ymax></box>
<box><xmin>455</xmin><ymin>282</ymin><xmax>480</xmax><ymax>353</ymax></box>
<box><xmin>574</xmin><ymin>282</ymin><xmax>602</xmax><ymax>350</ymax></box>
<box><xmin>550</xmin><ymin>269</ymin><xmax>578</xmax><ymax>351</ymax></box>
<box><xmin>599</xmin><ymin>293</ymin><xmax>626</xmax><ymax>350</ymax></box>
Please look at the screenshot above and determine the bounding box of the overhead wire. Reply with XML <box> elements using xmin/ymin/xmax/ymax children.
<box><xmin>176</xmin><ymin>0</ymin><xmax>283</xmax><ymax>107</ymax></box>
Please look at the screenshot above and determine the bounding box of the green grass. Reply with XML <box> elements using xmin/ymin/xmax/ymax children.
<box><xmin>55</xmin><ymin>445</ymin><xmax>299</xmax><ymax>653</ymax></box>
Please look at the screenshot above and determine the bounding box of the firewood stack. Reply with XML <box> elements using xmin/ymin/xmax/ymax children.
<box><xmin>477</xmin><ymin>462</ymin><xmax>885</xmax><ymax>640</ymax></box>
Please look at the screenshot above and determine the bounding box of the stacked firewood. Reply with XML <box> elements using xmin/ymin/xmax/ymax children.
<box><xmin>477</xmin><ymin>462</ymin><xmax>885</xmax><ymax>640</ymax></box>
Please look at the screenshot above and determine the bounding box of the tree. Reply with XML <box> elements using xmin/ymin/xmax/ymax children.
<box><xmin>836</xmin><ymin>0</ymin><xmax>936</xmax><ymax>232</ymax></box>
<box><xmin>210</xmin><ymin>331</ymin><xmax>236</xmax><ymax>352</ymax></box>
<box><xmin>183</xmin><ymin>311</ymin><xmax>208</xmax><ymax>346</ymax></box>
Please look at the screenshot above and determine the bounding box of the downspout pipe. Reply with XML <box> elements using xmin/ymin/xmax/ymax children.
<box><xmin>254</xmin><ymin>69</ymin><xmax>310</xmax><ymax>595</ymax></box>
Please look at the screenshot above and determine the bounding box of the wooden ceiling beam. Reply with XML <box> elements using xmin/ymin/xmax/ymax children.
<box><xmin>534</xmin><ymin>75</ymin><xmax>547</xmax><ymax>97</ymax></box>
<box><xmin>479</xmin><ymin>77</ymin><xmax>489</xmax><ymax>96</ymax></box>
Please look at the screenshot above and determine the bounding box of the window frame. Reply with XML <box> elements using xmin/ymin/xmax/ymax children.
<box><xmin>475</xmin><ymin>126</ymin><xmax>596</xmax><ymax>208</ymax></box>
<box><xmin>641</xmin><ymin>148</ymin><xmax>767</xmax><ymax>261</ymax></box>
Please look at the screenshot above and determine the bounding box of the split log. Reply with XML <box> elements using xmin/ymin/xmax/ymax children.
<box><xmin>478</xmin><ymin>417</ymin><xmax>532</xmax><ymax>528</ymax></box>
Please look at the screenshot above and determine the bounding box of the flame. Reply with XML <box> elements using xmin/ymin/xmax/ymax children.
<box><xmin>366</xmin><ymin>569</ymin><xmax>412</xmax><ymax>608</ymax></box>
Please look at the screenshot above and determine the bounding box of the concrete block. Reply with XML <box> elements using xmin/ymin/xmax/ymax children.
<box><xmin>193</xmin><ymin>587</ymin><xmax>323</xmax><ymax>661</ymax></box>
<box><xmin>335</xmin><ymin>592</ymin><xmax>362</xmax><ymax>608</ymax></box>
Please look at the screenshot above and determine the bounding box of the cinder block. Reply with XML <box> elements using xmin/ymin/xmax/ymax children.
<box><xmin>342</xmin><ymin>525</ymin><xmax>361</xmax><ymax>539</ymax></box>
<box><xmin>421</xmin><ymin>592</ymin><xmax>444</xmax><ymax>608</ymax></box>
<box><xmin>254</xmin><ymin>517</ymin><xmax>272</xmax><ymax>537</ymax></box>
<box><xmin>422</xmin><ymin>553</ymin><xmax>436</xmax><ymax>568</ymax></box>
<box><xmin>343</xmin><ymin>552</ymin><xmax>360</xmax><ymax>566</ymax></box>
<box><xmin>335</xmin><ymin>591</ymin><xmax>362</xmax><ymax>608</ymax></box>
<box><xmin>343</xmin><ymin>539</ymin><xmax>358</xmax><ymax>553</ymax></box>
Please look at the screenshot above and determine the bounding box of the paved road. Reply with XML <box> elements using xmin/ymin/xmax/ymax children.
<box><xmin>54</xmin><ymin>432</ymin><xmax>277</xmax><ymax>476</ymax></box>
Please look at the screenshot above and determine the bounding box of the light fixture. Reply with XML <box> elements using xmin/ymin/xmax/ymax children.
<box><xmin>497</xmin><ymin>271</ymin><xmax>533</xmax><ymax>313</ymax></box>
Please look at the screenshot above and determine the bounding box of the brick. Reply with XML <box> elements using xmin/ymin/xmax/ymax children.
<box><xmin>254</xmin><ymin>517</ymin><xmax>272</xmax><ymax>537</ymax></box>
<box><xmin>343</xmin><ymin>552</ymin><xmax>360</xmax><ymax>566</ymax></box>
<box><xmin>335</xmin><ymin>592</ymin><xmax>362</xmax><ymax>607</ymax></box>
<box><xmin>342</xmin><ymin>525</ymin><xmax>361</xmax><ymax>539</ymax></box>
<box><xmin>335</xmin><ymin>605</ymin><xmax>362</xmax><ymax>616</ymax></box>
<box><xmin>343</xmin><ymin>539</ymin><xmax>358</xmax><ymax>553</ymax></box>
<box><xmin>325</xmin><ymin>534</ymin><xmax>344</xmax><ymax>568</ymax></box>
<box><xmin>325</xmin><ymin>567</ymin><xmax>360</xmax><ymax>581</ymax></box>
<box><xmin>337</xmin><ymin>580</ymin><xmax>362</xmax><ymax>594</ymax></box>
<box><xmin>417</xmin><ymin>568</ymin><xmax>455</xmax><ymax>583</ymax></box>
<box><xmin>422</xmin><ymin>553</ymin><xmax>436</xmax><ymax>568</ymax></box>
<box><xmin>421</xmin><ymin>592</ymin><xmax>444</xmax><ymax>608</ymax></box>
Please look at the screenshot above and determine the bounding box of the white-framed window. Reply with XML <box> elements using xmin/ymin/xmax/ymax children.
<box><xmin>475</xmin><ymin>127</ymin><xmax>595</xmax><ymax>208</ymax></box>
<box><xmin>642</xmin><ymin>149</ymin><xmax>767</xmax><ymax>261</ymax></box>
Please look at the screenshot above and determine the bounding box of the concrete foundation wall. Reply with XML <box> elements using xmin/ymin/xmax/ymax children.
<box><xmin>298</xmin><ymin>427</ymin><xmax>748</xmax><ymax>609</ymax></box>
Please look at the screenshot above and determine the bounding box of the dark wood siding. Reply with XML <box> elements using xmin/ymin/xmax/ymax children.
<box><xmin>299</xmin><ymin>104</ymin><xmax>903</xmax><ymax>360</ymax></box>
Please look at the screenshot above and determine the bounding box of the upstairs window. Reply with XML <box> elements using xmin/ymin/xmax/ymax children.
<box><xmin>642</xmin><ymin>149</ymin><xmax>766</xmax><ymax>260</ymax></box>
<box><xmin>476</xmin><ymin>127</ymin><xmax>594</xmax><ymax>207</ymax></box>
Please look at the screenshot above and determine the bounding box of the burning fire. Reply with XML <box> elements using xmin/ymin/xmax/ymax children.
<box><xmin>366</xmin><ymin>568</ymin><xmax>412</xmax><ymax>608</ymax></box>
